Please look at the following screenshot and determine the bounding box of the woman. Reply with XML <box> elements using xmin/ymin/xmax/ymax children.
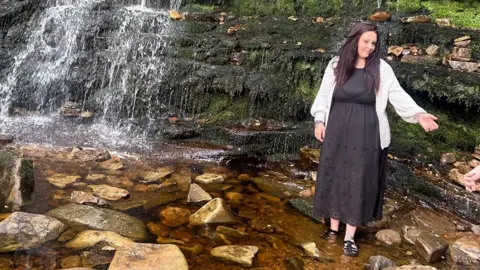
<box><xmin>310</xmin><ymin>22</ymin><xmax>439</xmax><ymax>257</ymax></box>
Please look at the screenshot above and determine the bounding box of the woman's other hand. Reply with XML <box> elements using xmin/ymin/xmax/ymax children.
<box><xmin>314</xmin><ymin>123</ymin><xmax>326</xmax><ymax>142</ymax></box>
<box><xmin>418</xmin><ymin>113</ymin><xmax>439</xmax><ymax>132</ymax></box>
<box><xmin>465</xmin><ymin>166</ymin><xmax>480</xmax><ymax>192</ymax></box>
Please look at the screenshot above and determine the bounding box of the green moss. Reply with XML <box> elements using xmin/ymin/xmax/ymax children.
<box><xmin>387</xmin><ymin>0</ymin><xmax>422</xmax><ymax>13</ymax></box>
<box><xmin>294</xmin><ymin>79</ymin><xmax>316</xmax><ymax>101</ymax></box>
<box><xmin>19</xmin><ymin>159</ymin><xmax>34</xmax><ymax>201</ymax></box>
<box><xmin>181</xmin><ymin>4</ymin><xmax>218</xmax><ymax>13</ymax></box>
<box><xmin>421</xmin><ymin>0</ymin><xmax>480</xmax><ymax>29</ymax></box>
<box><xmin>389</xmin><ymin>104</ymin><xmax>476</xmax><ymax>162</ymax></box>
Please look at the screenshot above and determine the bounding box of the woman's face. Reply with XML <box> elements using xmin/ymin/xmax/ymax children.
<box><xmin>357</xmin><ymin>31</ymin><xmax>377</xmax><ymax>59</ymax></box>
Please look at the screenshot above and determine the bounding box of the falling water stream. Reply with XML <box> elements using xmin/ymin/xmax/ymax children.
<box><xmin>0</xmin><ymin>0</ymin><xmax>180</xmax><ymax>151</ymax></box>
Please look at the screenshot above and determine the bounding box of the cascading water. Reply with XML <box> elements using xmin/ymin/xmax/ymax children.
<box><xmin>0</xmin><ymin>0</ymin><xmax>181</xmax><ymax>151</ymax></box>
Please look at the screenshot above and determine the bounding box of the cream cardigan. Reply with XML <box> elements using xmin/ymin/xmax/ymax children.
<box><xmin>310</xmin><ymin>57</ymin><xmax>426</xmax><ymax>149</ymax></box>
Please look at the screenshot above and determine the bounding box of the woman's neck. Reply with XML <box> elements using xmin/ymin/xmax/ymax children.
<box><xmin>355</xmin><ymin>58</ymin><xmax>366</xmax><ymax>68</ymax></box>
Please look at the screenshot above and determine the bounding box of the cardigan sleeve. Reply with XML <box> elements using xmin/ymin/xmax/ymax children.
<box><xmin>384</xmin><ymin>63</ymin><xmax>426</xmax><ymax>123</ymax></box>
<box><xmin>310</xmin><ymin>57</ymin><xmax>337</xmax><ymax>123</ymax></box>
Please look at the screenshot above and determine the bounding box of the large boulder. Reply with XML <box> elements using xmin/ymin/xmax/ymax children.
<box><xmin>0</xmin><ymin>151</ymin><xmax>34</xmax><ymax>211</ymax></box>
<box><xmin>109</xmin><ymin>243</ymin><xmax>188</xmax><ymax>270</ymax></box>
<box><xmin>0</xmin><ymin>212</ymin><xmax>66</xmax><ymax>252</ymax></box>
<box><xmin>46</xmin><ymin>203</ymin><xmax>148</xmax><ymax>240</ymax></box>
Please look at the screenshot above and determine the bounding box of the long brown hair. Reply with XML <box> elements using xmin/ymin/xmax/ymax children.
<box><xmin>334</xmin><ymin>22</ymin><xmax>381</xmax><ymax>93</ymax></box>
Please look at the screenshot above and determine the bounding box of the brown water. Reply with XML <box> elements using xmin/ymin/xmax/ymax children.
<box><xmin>0</xmin><ymin>145</ymin><xmax>467</xmax><ymax>270</ymax></box>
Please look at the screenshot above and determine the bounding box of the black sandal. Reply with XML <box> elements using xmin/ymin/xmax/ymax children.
<box><xmin>322</xmin><ymin>228</ymin><xmax>340</xmax><ymax>241</ymax></box>
<box><xmin>343</xmin><ymin>240</ymin><xmax>359</xmax><ymax>257</ymax></box>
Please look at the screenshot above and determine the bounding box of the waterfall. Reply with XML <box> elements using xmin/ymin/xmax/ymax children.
<box><xmin>0</xmin><ymin>0</ymin><xmax>180</xmax><ymax>151</ymax></box>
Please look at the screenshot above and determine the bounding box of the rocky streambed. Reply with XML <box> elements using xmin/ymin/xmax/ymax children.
<box><xmin>0</xmin><ymin>143</ymin><xmax>478</xmax><ymax>270</ymax></box>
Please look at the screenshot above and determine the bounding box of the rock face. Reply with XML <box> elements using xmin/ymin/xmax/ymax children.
<box><xmin>46</xmin><ymin>203</ymin><xmax>148</xmax><ymax>240</ymax></box>
<box><xmin>189</xmin><ymin>198</ymin><xmax>235</xmax><ymax>225</ymax></box>
<box><xmin>0</xmin><ymin>151</ymin><xmax>34</xmax><ymax>211</ymax></box>
<box><xmin>0</xmin><ymin>212</ymin><xmax>66</xmax><ymax>252</ymax></box>
<box><xmin>109</xmin><ymin>243</ymin><xmax>188</xmax><ymax>270</ymax></box>
<box><xmin>211</xmin><ymin>245</ymin><xmax>259</xmax><ymax>267</ymax></box>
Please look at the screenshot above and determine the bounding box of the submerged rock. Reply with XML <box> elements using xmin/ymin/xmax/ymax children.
<box><xmin>189</xmin><ymin>198</ymin><xmax>235</xmax><ymax>225</ymax></box>
<box><xmin>384</xmin><ymin>266</ymin><xmax>437</xmax><ymax>270</ymax></box>
<box><xmin>301</xmin><ymin>242</ymin><xmax>320</xmax><ymax>258</ymax></box>
<box><xmin>158</xmin><ymin>207</ymin><xmax>191</xmax><ymax>227</ymax></box>
<box><xmin>109</xmin><ymin>243</ymin><xmax>188</xmax><ymax>270</ymax></box>
<box><xmin>0</xmin><ymin>212</ymin><xmax>66</xmax><ymax>252</ymax></box>
<box><xmin>87</xmin><ymin>184</ymin><xmax>129</xmax><ymax>201</ymax></box>
<box><xmin>65</xmin><ymin>230</ymin><xmax>134</xmax><ymax>250</ymax></box>
<box><xmin>46</xmin><ymin>174</ymin><xmax>81</xmax><ymax>189</ymax></box>
<box><xmin>211</xmin><ymin>245</ymin><xmax>259</xmax><ymax>267</ymax></box>
<box><xmin>70</xmin><ymin>190</ymin><xmax>107</xmax><ymax>206</ymax></box>
<box><xmin>46</xmin><ymin>203</ymin><xmax>148</xmax><ymax>240</ymax></box>
<box><xmin>140</xmin><ymin>167</ymin><xmax>174</xmax><ymax>184</ymax></box>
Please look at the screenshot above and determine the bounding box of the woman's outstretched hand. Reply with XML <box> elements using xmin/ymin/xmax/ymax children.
<box><xmin>314</xmin><ymin>123</ymin><xmax>326</xmax><ymax>142</ymax></box>
<box><xmin>418</xmin><ymin>113</ymin><xmax>439</xmax><ymax>132</ymax></box>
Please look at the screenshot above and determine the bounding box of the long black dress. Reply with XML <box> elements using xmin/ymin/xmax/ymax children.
<box><xmin>313</xmin><ymin>68</ymin><xmax>388</xmax><ymax>226</ymax></box>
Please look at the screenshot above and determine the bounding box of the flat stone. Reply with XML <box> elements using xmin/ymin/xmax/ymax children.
<box><xmin>189</xmin><ymin>198</ymin><xmax>235</xmax><ymax>225</ymax></box>
<box><xmin>98</xmin><ymin>159</ymin><xmax>124</xmax><ymax>171</ymax></box>
<box><xmin>87</xmin><ymin>185</ymin><xmax>129</xmax><ymax>201</ymax></box>
<box><xmin>195</xmin><ymin>173</ymin><xmax>224</xmax><ymax>184</ymax></box>
<box><xmin>454</xmin><ymin>36</ymin><xmax>471</xmax><ymax>43</ymax></box>
<box><xmin>66</xmin><ymin>230</ymin><xmax>134</xmax><ymax>250</ymax></box>
<box><xmin>376</xmin><ymin>229</ymin><xmax>402</xmax><ymax>245</ymax></box>
<box><xmin>70</xmin><ymin>190</ymin><xmax>107</xmax><ymax>206</ymax></box>
<box><xmin>109</xmin><ymin>243</ymin><xmax>188</xmax><ymax>270</ymax></box>
<box><xmin>447</xmin><ymin>60</ymin><xmax>478</xmax><ymax>73</ymax></box>
<box><xmin>412</xmin><ymin>209</ymin><xmax>457</xmax><ymax>234</ymax></box>
<box><xmin>368</xmin><ymin>255</ymin><xmax>395</xmax><ymax>270</ymax></box>
<box><xmin>0</xmin><ymin>212</ymin><xmax>66</xmax><ymax>252</ymax></box>
<box><xmin>85</xmin><ymin>174</ymin><xmax>105</xmax><ymax>182</ymax></box>
<box><xmin>46</xmin><ymin>203</ymin><xmax>148</xmax><ymax>240</ymax></box>
<box><xmin>216</xmin><ymin>226</ymin><xmax>248</xmax><ymax>239</ymax></box>
<box><xmin>455</xmin><ymin>40</ymin><xmax>471</xmax><ymax>48</ymax></box>
<box><xmin>402</xmin><ymin>226</ymin><xmax>423</xmax><ymax>244</ymax></box>
<box><xmin>187</xmin><ymin>183</ymin><xmax>212</xmax><ymax>202</ymax></box>
<box><xmin>46</xmin><ymin>174</ymin><xmax>81</xmax><ymax>189</ymax></box>
<box><xmin>425</xmin><ymin>45</ymin><xmax>439</xmax><ymax>56</ymax></box>
<box><xmin>415</xmin><ymin>232</ymin><xmax>449</xmax><ymax>263</ymax></box>
<box><xmin>211</xmin><ymin>245</ymin><xmax>259</xmax><ymax>267</ymax></box>
<box><xmin>140</xmin><ymin>167</ymin><xmax>174</xmax><ymax>184</ymax></box>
